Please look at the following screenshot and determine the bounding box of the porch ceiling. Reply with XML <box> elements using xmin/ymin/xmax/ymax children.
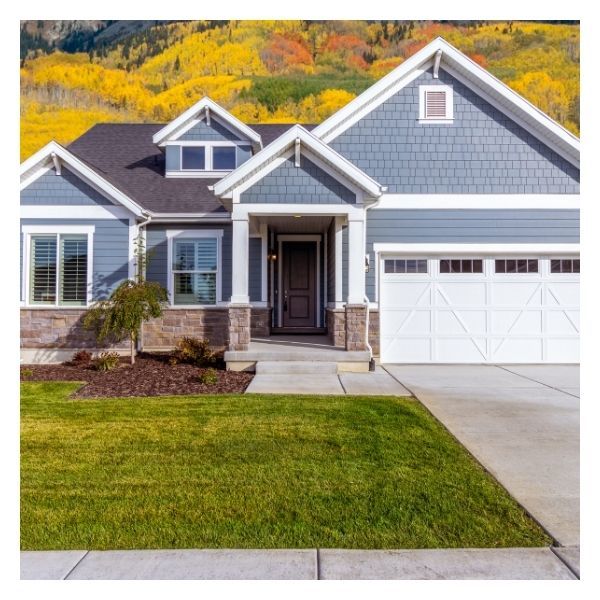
<box><xmin>253</xmin><ymin>214</ymin><xmax>334</xmax><ymax>234</ymax></box>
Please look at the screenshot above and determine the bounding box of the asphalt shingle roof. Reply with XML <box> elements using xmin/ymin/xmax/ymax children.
<box><xmin>68</xmin><ymin>122</ymin><xmax>316</xmax><ymax>214</ymax></box>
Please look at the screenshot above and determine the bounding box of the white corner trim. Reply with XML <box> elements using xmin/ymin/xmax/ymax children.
<box><xmin>373</xmin><ymin>242</ymin><xmax>580</xmax><ymax>256</ymax></box>
<box><xmin>152</xmin><ymin>96</ymin><xmax>262</xmax><ymax>148</ymax></box>
<box><xmin>418</xmin><ymin>84</ymin><xmax>454</xmax><ymax>122</ymax></box>
<box><xmin>260</xmin><ymin>223</ymin><xmax>268</xmax><ymax>304</ymax></box>
<box><xmin>21</xmin><ymin>226</ymin><xmax>95</xmax><ymax>308</ymax></box>
<box><xmin>166</xmin><ymin>229</ymin><xmax>224</xmax><ymax>306</ymax></box>
<box><xmin>372</xmin><ymin>194</ymin><xmax>580</xmax><ymax>210</ymax></box>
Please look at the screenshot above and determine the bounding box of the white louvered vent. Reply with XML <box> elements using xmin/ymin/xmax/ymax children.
<box><xmin>425</xmin><ymin>90</ymin><xmax>447</xmax><ymax>118</ymax></box>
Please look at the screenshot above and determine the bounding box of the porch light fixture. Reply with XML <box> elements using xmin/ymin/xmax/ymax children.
<box><xmin>365</xmin><ymin>254</ymin><xmax>370</xmax><ymax>273</ymax></box>
<box><xmin>268</xmin><ymin>249</ymin><xmax>277</xmax><ymax>262</ymax></box>
<box><xmin>293</xmin><ymin>215</ymin><xmax>302</xmax><ymax>218</ymax></box>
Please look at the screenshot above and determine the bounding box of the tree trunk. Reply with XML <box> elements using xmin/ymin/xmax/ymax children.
<box><xmin>130</xmin><ymin>334</ymin><xmax>136</xmax><ymax>365</ymax></box>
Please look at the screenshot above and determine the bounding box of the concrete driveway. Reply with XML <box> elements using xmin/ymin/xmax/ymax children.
<box><xmin>383</xmin><ymin>365</ymin><xmax>580</xmax><ymax>548</ymax></box>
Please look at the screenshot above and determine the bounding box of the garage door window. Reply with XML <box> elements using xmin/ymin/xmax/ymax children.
<box><xmin>551</xmin><ymin>259</ymin><xmax>580</xmax><ymax>273</ymax></box>
<box><xmin>495</xmin><ymin>259</ymin><xmax>538</xmax><ymax>274</ymax></box>
<box><xmin>440</xmin><ymin>259</ymin><xmax>483</xmax><ymax>273</ymax></box>
<box><xmin>384</xmin><ymin>259</ymin><xmax>428</xmax><ymax>274</ymax></box>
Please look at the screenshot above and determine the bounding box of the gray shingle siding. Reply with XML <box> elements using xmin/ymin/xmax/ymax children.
<box><xmin>178</xmin><ymin>119</ymin><xmax>242</xmax><ymax>142</ymax></box>
<box><xmin>145</xmin><ymin>224</ymin><xmax>233</xmax><ymax>303</ymax></box>
<box><xmin>365</xmin><ymin>208</ymin><xmax>580</xmax><ymax>298</ymax></box>
<box><xmin>330</xmin><ymin>68</ymin><xmax>579</xmax><ymax>194</ymax></box>
<box><xmin>240</xmin><ymin>156</ymin><xmax>356</xmax><ymax>204</ymax></box>
<box><xmin>20</xmin><ymin>218</ymin><xmax>129</xmax><ymax>301</ymax></box>
<box><xmin>20</xmin><ymin>168</ymin><xmax>113</xmax><ymax>205</ymax></box>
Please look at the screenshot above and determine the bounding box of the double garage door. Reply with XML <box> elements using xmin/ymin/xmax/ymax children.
<box><xmin>379</xmin><ymin>254</ymin><xmax>579</xmax><ymax>364</ymax></box>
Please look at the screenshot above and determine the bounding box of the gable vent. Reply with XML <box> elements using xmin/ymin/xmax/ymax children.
<box><xmin>425</xmin><ymin>90</ymin><xmax>447</xmax><ymax>118</ymax></box>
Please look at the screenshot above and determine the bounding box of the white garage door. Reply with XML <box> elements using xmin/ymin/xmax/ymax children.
<box><xmin>379</xmin><ymin>256</ymin><xmax>579</xmax><ymax>363</ymax></box>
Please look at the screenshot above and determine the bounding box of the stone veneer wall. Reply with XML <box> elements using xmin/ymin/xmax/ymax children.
<box><xmin>20</xmin><ymin>309</ymin><xmax>126</xmax><ymax>349</ymax></box>
<box><xmin>326</xmin><ymin>307</ymin><xmax>380</xmax><ymax>356</ymax></box>
<box><xmin>228</xmin><ymin>305</ymin><xmax>251</xmax><ymax>351</ymax></box>
<box><xmin>21</xmin><ymin>307</ymin><xmax>272</xmax><ymax>354</ymax></box>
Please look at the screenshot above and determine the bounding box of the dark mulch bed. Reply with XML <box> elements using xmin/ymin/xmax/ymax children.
<box><xmin>20</xmin><ymin>353</ymin><xmax>253</xmax><ymax>398</ymax></box>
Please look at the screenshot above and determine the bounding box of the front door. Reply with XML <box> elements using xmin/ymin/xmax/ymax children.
<box><xmin>282</xmin><ymin>241</ymin><xmax>317</xmax><ymax>328</ymax></box>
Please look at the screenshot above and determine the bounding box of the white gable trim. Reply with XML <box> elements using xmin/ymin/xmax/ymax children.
<box><xmin>20</xmin><ymin>141</ymin><xmax>146</xmax><ymax>218</ymax></box>
<box><xmin>312</xmin><ymin>37</ymin><xmax>579</xmax><ymax>167</ymax></box>
<box><xmin>152</xmin><ymin>96</ymin><xmax>262</xmax><ymax>149</ymax></box>
<box><xmin>213</xmin><ymin>125</ymin><xmax>383</xmax><ymax>201</ymax></box>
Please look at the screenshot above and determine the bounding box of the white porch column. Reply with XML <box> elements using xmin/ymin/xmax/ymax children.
<box><xmin>230</xmin><ymin>215</ymin><xmax>250</xmax><ymax>304</ymax></box>
<box><xmin>347</xmin><ymin>215</ymin><xmax>366</xmax><ymax>305</ymax></box>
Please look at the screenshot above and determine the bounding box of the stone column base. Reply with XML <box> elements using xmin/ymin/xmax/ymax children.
<box><xmin>345</xmin><ymin>303</ymin><xmax>368</xmax><ymax>351</ymax></box>
<box><xmin>228</xmin><ymin>305</ymin><xmax>251</xmax><ymax>351</ymax></box>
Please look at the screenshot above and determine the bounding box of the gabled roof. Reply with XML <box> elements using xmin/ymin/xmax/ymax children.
<box><xmin>152</xmin><ymin>96</ymin><xmax>263</xmax><ymax>149</ymax></box>
<box><xmin>20</xmin><ymin>140</ymin><xmax>146</xmax><ymax>217</ymax></box>
<box><xmin>67</xmin><ymin>123</ymin><xmax>315</xmax><ymax>214</ymax></box>
<box><xmin>213</xmin><ymin>124</ymin><xmax>385</xmax><ymax>200</ymax></box>
<box><xmin>313</xmin><ymin>37</ymin><xmax>580</xmax><ymax>167</ymax></box>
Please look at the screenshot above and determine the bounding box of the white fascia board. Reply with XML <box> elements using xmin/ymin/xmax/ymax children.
<box><xmin>214</xmin><ymin>125</ymin><xmax>383</xmax><ymax>199</ymax></box>
<box><xmin>231</xmin><ymin>202</ymin><xmax>365</xmax><ymax>219</ymax></box>
<box><xmin>373</xmin><ymin>242</ymin><xmax>580</xmax><ymax>256</ymax></box>
<box><xmin>152</xmin><ymin>96</ymin><xmax>262</xmax><ymax>148</ymax></box>
<box><xmin>312</xmin><ymin>37</ymin><xmax>579</xmax><ymax>165</ymax></box>
<box><xmin>372</xmin><ymin>194</ymin><xmax>580</xmax><ymax>210</ymax></box>
<box><xmin>20</xmin><ymin>205</ymin><xmax>137</xmax><ymax>220</ymax></box>
<box><xmin>20</xmin><ymin>141</ymin><xmax>146</xmax><ymax>218</ymax></box>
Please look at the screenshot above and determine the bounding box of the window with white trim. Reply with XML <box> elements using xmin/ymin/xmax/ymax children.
<box><xmin>170</xmin><ymin>143</ymin><xmax>249</xmax><ymax>177</ymax></box>
<box><xmin>172</xmin><ymin>236</ymin><xmax>219</xmax><ymax>305</ymax></box>
<box><xmin>419</xmin><ymin>85</ymin><xmax>454</xmax><ymax>123</ymax></box>
<box><xmin>550</xmin><ymin>258</ymin><xmax>580</xmax><ymax>273</ymax></box>
<box><xmin>384</xmin><ymin>259</ymin><xmax>428</xmax><ymax>274</ymax></box>
<box><xmin>29</xmin><ymin>234</ymin><xmax>89</xmax><ymax>306</ymax></box>
<box><xmin>440</xmin><ymin>259</ymin><xmax>483</xmax><ymax>274</ymax></box>
<box><xmin>495</xmin><ymin>258</ymin><xmax>539</xmax><ymax>274</ymax></box>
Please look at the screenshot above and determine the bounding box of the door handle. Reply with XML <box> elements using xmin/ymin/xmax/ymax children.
<box><xmin>283</xmin><ymin>290</ymin><xmax>288</xmax><ymax>312</ymax></box>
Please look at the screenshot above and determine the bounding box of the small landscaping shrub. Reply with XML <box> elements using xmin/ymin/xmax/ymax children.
<box><xmin>67</xmin><ymin>350</ymin><xmax>93</xmax><ymax>367</ymax></box>
<box><xmin>20</xmin><ymin>367</ymin><xmax>33</xmax><ymax>379</ymax></box>
<box><xmin>198</xmin><ymin>368</ymin><xmax>218</xmax><ymax>385</ymax></box>
<box><xmin>171</xmin><ymin>336</ymin><xmax>215</xmax><ymax>367</ymax></box>
<box><xmin>93</xmin><ymin>351</ymin><xmax>121</xmax><ymax>372</ymax></box>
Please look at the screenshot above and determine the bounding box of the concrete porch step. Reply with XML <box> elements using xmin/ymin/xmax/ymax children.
<box><xmin>256</xmin><ymin>361</ymin><xmax>338</xmax><ymax>375</ymax></box>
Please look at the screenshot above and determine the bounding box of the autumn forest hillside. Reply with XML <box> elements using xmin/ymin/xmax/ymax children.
<box><xmin>20</xmin><ymin>20</ymin><xmax>580</xmax><ymax>160</ymax></box>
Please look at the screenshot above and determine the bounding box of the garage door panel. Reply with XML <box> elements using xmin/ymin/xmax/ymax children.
<box><xmin>380</xmin><ymin>255</ymin><xmax>579</xmax><ymax>364</ymax></box>
<box><xmin>492</xmin><ymin>310</ymin><xmax>543</xmax><ymax>335</ymax></box>
<box><xmin>437</xmin><ymin>310</ymin><xmax>487</xmax><ymax>334</ymax></box>
<box><xmin>547</xmin><ymin>338</ymin><xmax>579</xmax><ymax>362</ymax></box>
<box><xmin>436</xmin><ymin>282</ymin><xmax>486</xmax><ymax>306</ymax></box>
<box><xmin>491</xmin><ymin>337</ymin><xmax>544</xmax><ymax>362</ymax></box>
<box><xmin>436</xmin><ymin>337</ymin><xmax>487</xmax><ymax>362</ymax></box>
<box><xmin>492</xmin><ymin>282</ymin><xmax>543</xmax><ymax>306</ymax></box>
<box><xmin>547</xmin><ymin>310</ymin><xmax>580</xmax><ymax>334</ymax></box>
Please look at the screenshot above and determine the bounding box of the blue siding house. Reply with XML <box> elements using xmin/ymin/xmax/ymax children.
<box><xmin>20</xmin><ymin>38</ymin><xmax>580</xmax><ymax>366</ymax></box>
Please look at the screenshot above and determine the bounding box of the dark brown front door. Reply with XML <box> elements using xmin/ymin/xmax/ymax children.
<box><xmin>282</xmin><ymin>241</ymin><xmax>316</xmax><ymax>328</ymax></box>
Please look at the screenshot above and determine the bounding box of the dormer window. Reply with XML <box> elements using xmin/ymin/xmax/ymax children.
<box><xmin>166</xmin><ymin>142</ymin><xmax>252</xmax><ymax>178</ymax></box>
<box><xmin>419</xmin><ymin>85</ymin><xmax>454</xmax><ymax>124</ymax></box>
<box><xmin>182</xmin><ymin>146</ymin><xmax>206</xmax><ymax>170</ymax></box>
<box><xmin>213</xmin><ymin>146</ymin><xmax>236</xmax><ymax>170</ymax></box>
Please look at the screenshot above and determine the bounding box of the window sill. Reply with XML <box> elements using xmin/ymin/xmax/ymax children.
<box><xmin>417</xmin><ymin>119</ymin><xmax>454</xmax><ymax>125</ymax></box>
<box><xmin>21</xmin><ymin>304</ymin><xmax>90</xmax><ymax>310</ymax></box>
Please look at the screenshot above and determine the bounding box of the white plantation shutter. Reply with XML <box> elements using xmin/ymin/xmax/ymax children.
<box><xmin>60</xmin><ymin>235</ymin><xmax>88</xmax><ymax>305</ymax></box>
<box><xmin>30</xmin><ymin>236</ymin><xmax>57</xmax><ymax>304</ymax></box>
<box><xmin>425</xmin><ymin>90</ymin><xmax>447</xmax><ymax>118</ymax></box>
<box><xmin>173</xmin><ymin>238</ymin><xmax>218</xmax><ymax>305</ymax></box>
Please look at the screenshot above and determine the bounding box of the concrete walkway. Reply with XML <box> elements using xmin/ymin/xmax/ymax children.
<box><xmin>246</xmin><ymin>366</ymin><xmax>411</xmax><ymax>395</ymax></box>
<box><xmin>21</xmin><ymin>547</ymin><xmax>577</xmax><ymax>580</ymax></box>
<box><xmin>383</xmin><ymin>364</ymin><xmax>580</xmax><ymax>548</ymax></box>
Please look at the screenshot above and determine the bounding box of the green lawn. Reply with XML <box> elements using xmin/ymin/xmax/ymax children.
<box><xmin>21</xmin><ymin>382</ymin><xmax>550</xmax><ymax>550</ymax></box>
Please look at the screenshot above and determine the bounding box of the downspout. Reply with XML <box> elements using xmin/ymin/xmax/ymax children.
<box><xmin>363</xmin><ymin>187</ymin><xmax>387</xmax><ymax>370</ymax></box>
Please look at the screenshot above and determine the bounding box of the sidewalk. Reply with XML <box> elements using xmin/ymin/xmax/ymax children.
<box><xmin>21</xmin><ymin>547</ymin><xmax>579</xmax><ymax>580</ymax></box>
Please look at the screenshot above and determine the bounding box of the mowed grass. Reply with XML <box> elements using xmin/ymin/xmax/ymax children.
<box><xmin>21</xmin><ymin>382</ymin><xmax>550</xmax><ymax>550</ymax></box>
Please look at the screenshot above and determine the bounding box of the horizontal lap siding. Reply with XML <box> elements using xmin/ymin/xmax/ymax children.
<box><xmin>240</xmin><ymin>156</ymin><xmax>356</xmax><ymax>204</ymax></box>
<box><xmin>145</xmin><ymin>224</ymin><xmax>233</xmax><ymax>303</ymax></box>
<box><xmin>20</xmin><ymin>169</ymin><xmax>113</xmax><ymax>205</ymax></box>
<box><xmin>365</xmin><ymin>208</ymin><xmax>580</xmax><ymax>299</ymax></box>
<box><xmin>20</xmin><ymin>218</ymin><xmax>129</xmax><ymax>301</ymax></box>
<box><xmin>330</xmin><ymin>68</ymin><xmax>579</xmax><ymax>194</ymax></box>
